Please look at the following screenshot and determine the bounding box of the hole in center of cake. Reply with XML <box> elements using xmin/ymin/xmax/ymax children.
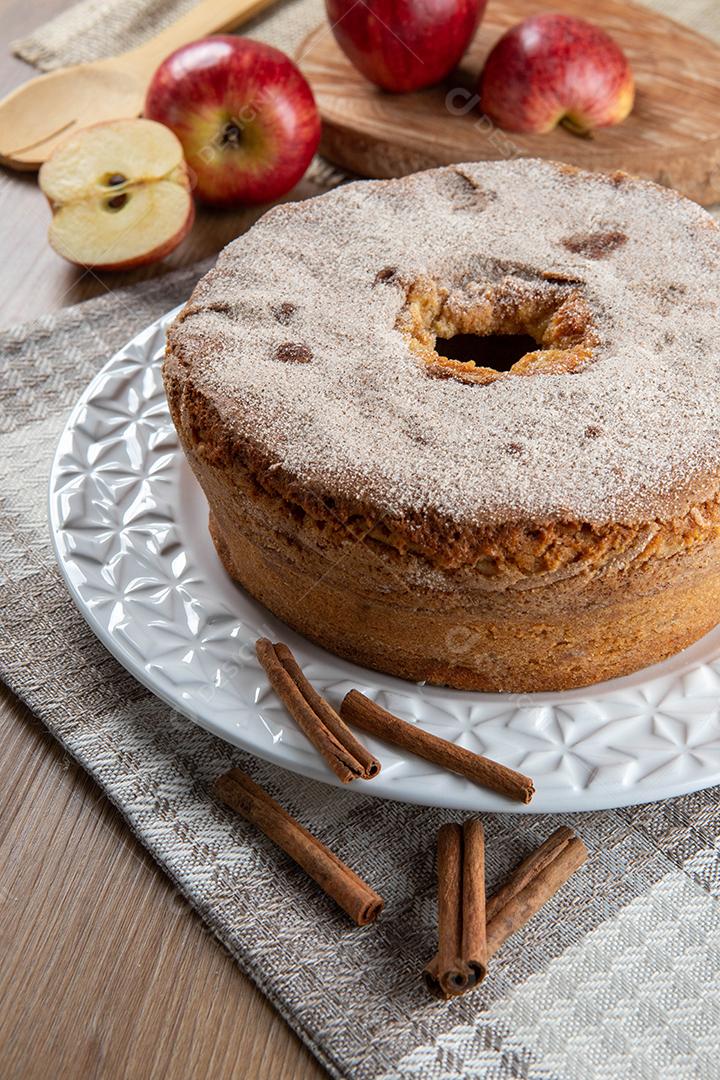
<box><xmin>435</xmin><ymin>332</ymin><xmax>539</xmax><ymax>372</ymax></box>
<box><xmin>396</xmin><ymin>274</ymin><xmax>599</xmax><ymax>386</ymax></box>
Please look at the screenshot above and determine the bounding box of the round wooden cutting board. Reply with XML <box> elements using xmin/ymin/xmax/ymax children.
<box><xmin>297</xmin><ymin>0</ymin><xmax>720</xmax><ymax>204</ymax></box>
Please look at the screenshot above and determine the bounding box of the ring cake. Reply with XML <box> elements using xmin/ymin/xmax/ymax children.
<box><xmin>165</xmin><ymin>159</ymin><xmax>720</xmax><ymax>692</ymax></box>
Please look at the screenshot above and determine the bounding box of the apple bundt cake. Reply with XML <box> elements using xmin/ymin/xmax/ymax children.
<box><xmin>164</xmin><ymin>159</ymin><xmax>720</xmax><ymax>692</ymax></box>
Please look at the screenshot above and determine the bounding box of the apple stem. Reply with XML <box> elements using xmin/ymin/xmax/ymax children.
<box><xmin>560</xmin><ymin>116</ymin><xmax>594</xmax><ymax>140</ymax></box>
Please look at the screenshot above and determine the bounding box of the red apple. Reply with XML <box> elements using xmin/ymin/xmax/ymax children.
<box><xmin>326</xmin><ymin>0</ymin><xmax>486</xmax><ymax>93</ymax></box>
<box><xmin>144</xmin><ymin>36</ymin><xmax>320</xmax><ymax>206</ymax></box>
<box><xmin>38</xmin><ymin>118</ymin><xmax>194</xmax><ymax>270</ymax></box>
<box><xmin>479</xmin><ymin>14</ymin><xmax>635</xmax><ymax>135</ymax></box>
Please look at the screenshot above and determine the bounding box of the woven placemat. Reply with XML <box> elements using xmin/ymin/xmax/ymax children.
<box><xmin>12</xmin><ymin>0</ymin><xmax>323</xmax><ymax>71</ymax></box>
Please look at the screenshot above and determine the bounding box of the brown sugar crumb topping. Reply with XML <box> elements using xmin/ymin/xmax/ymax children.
<box><xmin>275</xmin><ymin>342</ymin><xmax>312</xmax><ymax>364</ymax></box>
<box><xmin>272</xmin><ymin>302</ymin><xmax>296</xmax><ymax>324</ymax></box>
<box><xmin>562</xmin><ymin>231</ymin><xmax>628</xmax><ymax>259</ymax></box>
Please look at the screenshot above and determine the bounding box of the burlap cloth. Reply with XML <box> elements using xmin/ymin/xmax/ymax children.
<box><xmin>4</xmin><ymin>2</ymin><xmax>720</xmax><ymax>1077</ymax></box>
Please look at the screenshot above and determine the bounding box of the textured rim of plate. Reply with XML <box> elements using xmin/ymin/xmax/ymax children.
<box><xmin>49</xmin><ymin>306</ymin><xmax>720</xmax><ymax>813</ymax></box>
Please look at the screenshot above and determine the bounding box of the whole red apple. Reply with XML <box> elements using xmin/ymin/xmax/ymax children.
<box><xmin>145</xmin><ymin>36</ymin><xmax>320</xmax><ymax>206</ymax></box>
<box><xmin>479</xmin><ymin>14</ymin><xmax>635</xmax><ymax>135</ymax></box>
<box><xmin>326</xmin><ymin>0</ymin><xmax>486</xmax><ymax>93</ymax></box>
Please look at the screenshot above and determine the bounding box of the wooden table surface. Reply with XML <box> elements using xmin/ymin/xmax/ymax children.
<box><xmin>0</xmin><ymin>2</ymin><xmax>324</xmax><ymax>1076</ymax></box>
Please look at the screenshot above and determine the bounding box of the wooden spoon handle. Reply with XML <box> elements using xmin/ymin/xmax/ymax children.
<box><xmin>125</xmin><ymin>0</ymin><xmax>278</xmax><ymax>65</ymax></box>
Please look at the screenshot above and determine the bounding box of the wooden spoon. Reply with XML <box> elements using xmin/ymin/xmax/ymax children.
<box><xmin>0</xmin><ymin>0</ymin><xmax>277</xmax><ymax>170</ymax></box>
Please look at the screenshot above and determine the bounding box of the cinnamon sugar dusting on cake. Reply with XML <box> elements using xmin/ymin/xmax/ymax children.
<box><xmin>167</xmin><ymin>160</ymin><xmax>720</xmax><ymax>527</ymax></box>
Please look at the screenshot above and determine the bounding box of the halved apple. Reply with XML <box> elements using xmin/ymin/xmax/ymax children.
<box><xmin>38</xmin><ymin>118</ymin><xmax>195</xmax><ymax>270</ymax></box>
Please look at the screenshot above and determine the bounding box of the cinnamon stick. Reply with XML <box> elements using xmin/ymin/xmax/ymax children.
<box><xmin>214</xmin><ymin>768</ymin><xmax>383</xmax><ymax>926</ymax></box>
<box><xmin>256</xmin><ymin>640</ymin><xmax>380</xmax><ymax>783</ymax></box>
<box><xmin>461</xmin><ymin>818</ymin><xmax>487</xmax><ymax>984</ymax></box>
<box><xmin>340</xmin><ymin>690</ymin><xmax>534</xmax><ymax>803</ymax></box>
<box><xmin>424</xmin><ymin>819</ymin><xmax>487</xmax><ymax>998</ymax></box>
<box><xmin>486</xmin><ymin>827</ymin><xmax>587</xmax><ymax>957</ymax></box>
<box><xmin>425</xmin><ymin>825</ymin><xmax>465</xmax><ymax>998</ymax></box>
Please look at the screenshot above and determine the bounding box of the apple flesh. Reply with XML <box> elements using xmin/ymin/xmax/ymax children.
<box><xmin>38</xmin><ymin>118</ymin><xmax>194</xmax><ymax>270</ymax></box>
<box><xmin>144</xmin><ymin>36</ymin><xmax>320</xmax><ymax>206</ymax></box>
<box><xmin>479</xmin><ymin>14</ymin><xmax>635</xmax><ymax>135</ymax></box>
<box><xmin>326</xmin><ymin>0</ymin><xmax>486</xmax><ymax>93</ymax></box>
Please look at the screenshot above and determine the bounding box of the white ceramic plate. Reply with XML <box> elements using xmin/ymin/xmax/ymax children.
<box><xmin>49</xmin><ymin>307</ymin><xmax>720</xmax><ymax>813</ymax></box>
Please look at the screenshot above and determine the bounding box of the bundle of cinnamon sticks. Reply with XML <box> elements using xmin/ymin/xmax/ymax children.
<box><xmin>424</xmin><ymin>822</ymin><xmax>587</xmax><ymax>997</ymax></box>
<box><xmin>255</xmin><ymin>639</ymin><xmax>381</xmax><ymax>783</ymax></box>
